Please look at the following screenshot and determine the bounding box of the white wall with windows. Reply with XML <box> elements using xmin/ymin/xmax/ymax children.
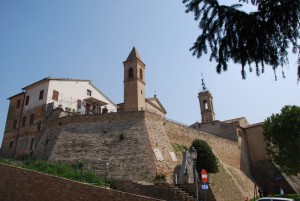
<box><xmin>23</xmin><ymin>81</ymin><xmax>49</xmax><ymax>111</ymax></box>
<box><xmin>23</xmin><ymin>79</ymin><xmax>117</xmax><ymax>114</ymax></box>
<box><xmin>47</xmin><ymin>80</ymin><xmax>117</xmax><ymax>114</ymax></box>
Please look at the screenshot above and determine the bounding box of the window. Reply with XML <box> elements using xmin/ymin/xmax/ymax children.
<box><xmin>13</xmin><ymin>119</ymin><xmax>17</xmax><ymax>129</ymax></box>
<box><xmin>128</xmin><ymin>67</ymin><xmax>133</xmax><ymax>79</ymax></box>
<box><xmin>77</xmin><ymin>99</ymin><xmax>81</xmax><ymax>109</ymax></box>
<box><xmin>9</xmin><ymin>141</ymin><xmax>13</xmax><ymax>149</ymax></box>
<box><xmin>22</xmin><ymin>116</ymin><xmax>26</xmax><ymax>127</ymax></box>
<box><xmin>16</xmin><ymin>99</ymin><xmax>21</xmax><ymax>109</ymax></box>
<box><xmin>30</xmin><ymin>138</ymin><xmax>35</xmax><ymax>150</ymax></box>
<box><xmin>52</xmin><ymin>90</ymin><xmax>59</xmax><ymax>101</ymax></box>
<box><xmin>39</xmin><ymin>90</ymin><xmax>44</xmax><ymax>100</ymax></box>
<box><xmin>203</xmin><ymin>100</ymin><xmax>208</xmax><ymax>109</ymax></box>
<box><xmin>139</xmin><ymin>68</ymin><xmax>143</xmax><ymax>79</ymax></box>
<box><xmin>87</xmin><ymin>89</ymin><xmax>92</xmax><ymax>96</ymax></box>
<box><xmin>25</xmin><ymin>95</ymin><xmax>30</xmax><ymax>106</ymax></box>
<box><xmin>37</xmin><ymin>122</ymin><xmax>41</xmax><ymax>131</ymax></box>
<box><xmin>85</xmin><ymin>103</ymin><xmax>90</xmax><ymax>114</ymax></box>
<box><xmin>30</xmin><ymin>114</ymin><xmax>34</xmax><ymax>125</ymax></box>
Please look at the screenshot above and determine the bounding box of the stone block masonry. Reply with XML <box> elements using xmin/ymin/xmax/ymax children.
<box><xmin>163</xmin><ymin>120</ymin><xmax>241</xmax><ymax>169</ymax></box>
<box><xmin>33</xmin><ymin>111</ymin><xmax>244</xmax><ymax>182</ymax></box>
<box><xmin>34</xmin><ymin>111</ymin><xmax>159</xmax><ymax>182</ymax></box>
<box><xmin>31</xmin><ymin>110</ymin><xmax>256</xmax><ymax>200</ymax></box>
<box><xmin>0</xmin><ymin>163</ymin><xmax>164</xmax><ymax>201</ymax></box>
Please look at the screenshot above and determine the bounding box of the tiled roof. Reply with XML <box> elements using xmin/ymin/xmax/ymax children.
<box><xmin>22</xmin><ymin>77</ymin><xmax>91</xmax><ymax>90</ymax></box>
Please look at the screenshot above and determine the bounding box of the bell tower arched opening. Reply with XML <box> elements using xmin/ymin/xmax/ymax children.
<box><xmin>128</xmin><ymin>67</ymin><xmax>134</xmax><ymax>80</ymax></box>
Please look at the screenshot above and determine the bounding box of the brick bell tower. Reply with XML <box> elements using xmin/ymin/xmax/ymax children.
<box><xmin>198</xmin><ymin>78</ymin><xmax>215</xmax><ymax>123</ymax></box>
<box><xmin>123</xmin><ymin>47</ymin><xmax>146</xmax><ymax>111</ymax></box>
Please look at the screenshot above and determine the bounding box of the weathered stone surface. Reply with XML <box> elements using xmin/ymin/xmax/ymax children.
<box><xmin>32</xmin><ymin>110</ymin><xmax>255</xmax><ymax>200</ymax></box>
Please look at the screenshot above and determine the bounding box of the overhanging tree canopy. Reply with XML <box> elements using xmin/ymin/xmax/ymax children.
<box><xmin>183</xmin><ymin>0</ymin><xmax>300</xmax><ymax>81</ymax></box>
<box><xmin>263</xmin><ymin>105</ymin><xmax>300</xmax><ymax>175</ymax></box>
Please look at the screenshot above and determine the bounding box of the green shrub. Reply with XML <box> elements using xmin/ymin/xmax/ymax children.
<box><xmin>0</xmin><ymin>157</ymin><xmax>113</xmax><ymax>188</ymax></box>
<box><xmin>155</xmin><ymin>173</ymin><xmax>166</xmax><ymax>180</ymax></box>
<box><xmin>191</xmin><ymin>139</ymin><xmax>219</xmax><ymax>174</ymax></box>
<box><xmin>119</xmin><ymin>132</ymin><xmax>126</xmax><ymax>141</ymax></box>
<box><xmin>171</xmin><ymin>143</ymin><xmax>185</xmax><ymax>154</ymax></box>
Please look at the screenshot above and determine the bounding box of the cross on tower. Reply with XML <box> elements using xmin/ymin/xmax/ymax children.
<box><xmin>201</xmin><ymin>73</ymin><xmax>207</xmax><ymax>91</ymax></box>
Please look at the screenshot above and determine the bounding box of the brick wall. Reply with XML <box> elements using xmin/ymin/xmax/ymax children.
<box><xmin>245</xmin><ymin>124</ymin><xmax>268</xmax><ymax>162</ymax></box>
<box><xmin>163</xmin><ymin>120</ymin><xmax>256</xmax><ymax>200</ymax></box>
<box><xmin>145</xmin><ymin>112</ymin><xmax>179</xmax><ymax>182</ymax></box>
<box><xmin>1</xmin><ymin>93</ymin><xmax>24</xmax><ymax>158</ymax></box>
<box><xmin>33</xmin><ymin>111</ymin><xmax>243</xmax><ymax>183</ymax></box>
<box><xmin>196</xmin><ymin>121</ymin><xmax>238</xmax><ymax>141</ymax></box>
<box><xmin>2</xmin><ymin>101</ymin><xmax>46</xmax><ymax>158</ymax></box>
<box><xmin>33</xmin><ymin>111</ymin><xmax>159</xmax><ymax>182</ymax></box>
<box><xmin>244</xmin><ymin>124</ymin><xmax>294</xmax><ymax>194</ymax></box>
<box><xmin>116</xmin><ymin>180</ymin><xmax>182</xmax><ymax>201</ymax></box>
<box><xmin>0</xmin><ymin>163</ymin><xmax>164</xmax><ymax>201</ymax></box>
<box><xmin>163</xmin><ymin>120</ymin><xmax>241</xmax><ymax>169</ymax></box>
<box><xmin>2</xmin><ymin>110</ymin><xmax>260</xmax><ymax>200</ymax></box>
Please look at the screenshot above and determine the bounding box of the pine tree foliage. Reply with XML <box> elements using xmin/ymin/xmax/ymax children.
<box><xmin>183</xmin><ymin>0</ymin><xmax>300</xmax><ymax>81</ymax></box>
<box><xmin>263</xmin><ymin>105</ymin><xmax>300</xmax><ymax>175</ymax></box>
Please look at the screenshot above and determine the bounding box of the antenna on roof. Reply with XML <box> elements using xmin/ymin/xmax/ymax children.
<box><xmin>201</xmin><ymin>73</ymin><xmax>207</xmax><ymax>91</ymax></box>
<box><xmin>154</xmin><ymin>90</ymin><xmax>157</xmax><ymax>98</ymax></box>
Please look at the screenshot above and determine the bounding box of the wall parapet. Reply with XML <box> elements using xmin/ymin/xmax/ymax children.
<box><xmin>45</xmin><ymin>110</ymin><xmax>155</xmax><ymax>128</ymax></box>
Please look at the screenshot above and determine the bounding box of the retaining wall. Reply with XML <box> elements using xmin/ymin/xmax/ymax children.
<box><xmin>0</xmin><ymin>163</ymin><xmax>164</xmax><ymax>201</ymax></box>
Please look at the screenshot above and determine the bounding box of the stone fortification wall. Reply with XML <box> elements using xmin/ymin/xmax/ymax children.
<box><xmin>163</xmin><ymin>120</ymin><xmax>241</xmax><ymax>169</ymax></box>
<box><xmin>144</xmin><ymin>113</ymin><xmax>179</xmax><ymax>181</ymax></box>
<box><xmin>34</xmin><ymin>111</ymin><xmax>185</xmax><ymax>182</ymax></box>
<box><xmin>30</xmin><ymin>111</ymin><xmax>259</xmax><ymax>200</ymax></box>
<box><xmin>34</xmin><ymin>111</ymin><xmax>242</xmax><ymax>181</ymax></box>
<box><xmin>196</xmin><ymin>121</ymin><xmax>238</xmax><ymax>141</ymax></box>
<box><xmin>0</xmin><ymin>163</ymin><xmax>163</xmax><ymax>201</ymax></box>
<box><xmin>163</xmin><ymin>120</ymin><xmax>255</xmax><ymax>200</ymax></box>
<box><xmin>208</xmin><ymin>164</ymin><xmax>254</xmax><ymax>201</ymax></box>
<box><xmin>34</xmin><ymin>111</ymin><xmax>158</xmax><ymax>182</ymax></box>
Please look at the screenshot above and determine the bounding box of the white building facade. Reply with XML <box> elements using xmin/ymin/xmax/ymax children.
<box><xmin>23</xmin><ymin>77</ymin><xmax>117</xmax><ymax>114</ymax></box>
<box><xmin>1</xmin><ymin>77</ymin><xmax>117</xmax><ymax>158</ymax></box>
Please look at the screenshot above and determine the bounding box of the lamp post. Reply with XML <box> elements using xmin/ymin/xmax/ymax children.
<box><xmin>190</xmin><ymin>147</ymin><xmax>199</xmax><ymax>201</ymax></box>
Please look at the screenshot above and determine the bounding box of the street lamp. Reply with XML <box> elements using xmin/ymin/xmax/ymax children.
<box><xmin>190</xmin><ymin>147</ymin><xmax>199</xmax><ymax>201</ymax></box>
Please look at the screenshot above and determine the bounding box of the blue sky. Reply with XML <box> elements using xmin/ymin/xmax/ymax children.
<box><xmin>0</xmin><ymin>1</ymin><xmax>299</xmax><ymax>145</ymax></box>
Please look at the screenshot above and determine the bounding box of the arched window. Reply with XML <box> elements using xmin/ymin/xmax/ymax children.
<box><xmin>128</xmin><ymin>67</ymin><xmax>133</xmax><ymax>79</ymax></box>
<box><xmin>139</xmin><ymin>68</ymin><xmax>143</xmax><ymax>80</ymax></box>
<box><xmin>203</xmin><ymin>100</ymin><xmax>208</xmax><ymax>109</ymax></box>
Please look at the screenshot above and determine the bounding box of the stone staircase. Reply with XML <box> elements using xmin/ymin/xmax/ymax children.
<box><xmin>115</xmin><ymin>180</ymin><xmax>196</xmax><ymax>201</ymax></box>
<box><xmin>169</xmin><ymin>185</ymin><xmax>196</xmax><ymax>201</ymax></box>
<box><xmin>166</xmin><ymin>184</ymin><xmax>196</xmax><ymax>201</ymax></box>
